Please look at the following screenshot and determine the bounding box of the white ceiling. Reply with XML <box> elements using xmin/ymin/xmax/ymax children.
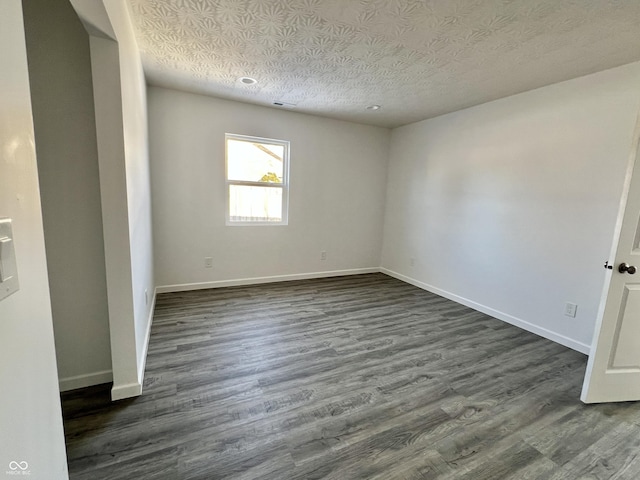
<box><xmin>128</xmin><ymin>0</ymin><xmax>640</xmax><ymax>128</ymax></box>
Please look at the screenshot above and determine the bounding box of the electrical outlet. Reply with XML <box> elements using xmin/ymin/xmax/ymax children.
<box><xmin>564</xmin><ymin>302</ymin><xmax>577</xmax><ymax>318</ymax></box>
<box><xmin>205</xmin><ymin>257</ymin><xmax>213</xmax><ymax>268</ymax></box>
<box><xmin>410</xmin><ymin>257</ymin><xmax>416</xmax><ymax>267</ymax></box>
<box><xmin>320</xmin><ymin>251</ymin><xmax>327</xmax><ymax>261</ymax></box>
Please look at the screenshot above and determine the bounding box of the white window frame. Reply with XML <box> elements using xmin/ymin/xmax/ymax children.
<box><xmin>225</xmin><ymin>133</ymin><xmax>290</xmax><ymax>226</ymax></box>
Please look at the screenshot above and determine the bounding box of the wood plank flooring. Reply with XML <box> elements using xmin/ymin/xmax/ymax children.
<box><xmin>62</xmin><ymin>273</ymin><xmax>640</xmax><ymax>479</ymax></box>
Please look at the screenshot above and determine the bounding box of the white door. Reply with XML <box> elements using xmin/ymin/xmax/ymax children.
<box><xmin>582</xmin><ymin>113</ymin><xmax>640</xmax><ymax>403</ymax></box>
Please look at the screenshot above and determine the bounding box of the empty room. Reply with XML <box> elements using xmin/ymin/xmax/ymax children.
<box><xmin>3</xmin><ymin>0</ymin><xmax>640</xmax><ymax>479</ymax></box>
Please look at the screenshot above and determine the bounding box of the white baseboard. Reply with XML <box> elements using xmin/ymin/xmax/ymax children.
<box><xmin>59</xmin><ymin>370</ymin><xmax>113</xmax><ymax>392</ymax></box>
<box><xmin>110</xmin><ymin>288</ymin><xmax>157</xmax><ymax>401</ymax></box>
<box><xmin>156</xmin><ymin>268</ymin><xmax>379</xmax><ymax>294</ymax></box>
<box><xmin>111</xmin><ymin>381</ymin><xmax>142</xmax><ymax>401</ymax></box>
<box><xmin>380</xmin><ymin>268</ymin><xmax>590</xmax><ymax>355</ymax></box>
<box><xmin>137</xmin><ymin>287</ymin><xmax>157</xmax><ymax>388</ymax></box>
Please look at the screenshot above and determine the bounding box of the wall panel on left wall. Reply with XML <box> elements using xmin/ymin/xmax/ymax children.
<box><xmin>23</xmin><ymin>0</ymin><xmax>113</xmax><ymax>391</ymax></box>
<box><xmin>1</xmin><ymin>0</ymin><xmax>69</xmax><ymax>477</ymax></box>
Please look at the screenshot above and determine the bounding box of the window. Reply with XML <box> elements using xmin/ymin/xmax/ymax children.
<box><xmin>225</xmin><ymin>134</ymin><xmax>290</xmax><ymax>225</ymax></box>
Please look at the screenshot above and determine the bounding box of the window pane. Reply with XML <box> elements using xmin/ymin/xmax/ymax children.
<box><xmin>229</xmin><ymin>185</ymin><xmax>283</xmax><ymax>222</ymax></box>
<box><xmin>227</xmin><ymin>138</ymin><xmax>284</xmax><ymax>183</ymax></box>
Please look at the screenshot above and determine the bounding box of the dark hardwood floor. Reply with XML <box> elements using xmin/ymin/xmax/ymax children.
<box><xmin>62</xmin><ymin>273</ymin><xmax>640</xmax><ymax>479</ymax></box>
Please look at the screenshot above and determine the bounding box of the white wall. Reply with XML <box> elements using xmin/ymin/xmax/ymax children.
<box><xmin>0</xmin><ymin>0</ymin><xmax>68</xmax><ymax>477</ymax></box>
<box><xmin>70</xmin><ymin>0</ymin><xmax>155</xmax><ymax>400</ymax></box>
<box><xmin>23</xmin><ymin>0</ymin><xmax>112</xmax><ymax>392</ymax></box>
<box><xmin>89</xmin><ymin>34</ymin><xmax>140</xmax><ymax>401</ymax></box>
<box><xmin>382</xmin><ymin>62</ymin><xmax>640</xmax><ymax>352</ymax></box>
<box><xmin>103</xmin><ymin>0</ymin><xmax>155</xmax><ymax>388</ymax></box>
<box><xmin>149</xmin><ymin>87</ymin><xmax>390</xmax><ymax>289</ymax></box>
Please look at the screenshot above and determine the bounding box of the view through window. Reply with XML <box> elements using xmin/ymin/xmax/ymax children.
<box><xmin>225</xmin><ymin>134</ymin><xmax>289</xmax><ymax>225</ymax></box>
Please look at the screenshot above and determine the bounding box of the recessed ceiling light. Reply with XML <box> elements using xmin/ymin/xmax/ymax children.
<box><xmin>239</xmin><ymin>76</ymin><xmax>257</xmax><ymax>85</ymax></box>
<box><xmin>366</xmin><ymin>104</ymin><xmax>381</xmax><ymax>111</ymax></box>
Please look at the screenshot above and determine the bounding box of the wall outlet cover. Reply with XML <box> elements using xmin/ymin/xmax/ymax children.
<box><xmin>564</xmin><ymin>302</ymin><xmax>578</xmax><ymax>318</ymax></box>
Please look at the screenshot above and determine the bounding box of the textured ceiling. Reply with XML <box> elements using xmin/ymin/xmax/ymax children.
<box><xmin>128</xmin><ymin>0</ymin><xmax>640</xmax><ymax>128</ymax></box>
